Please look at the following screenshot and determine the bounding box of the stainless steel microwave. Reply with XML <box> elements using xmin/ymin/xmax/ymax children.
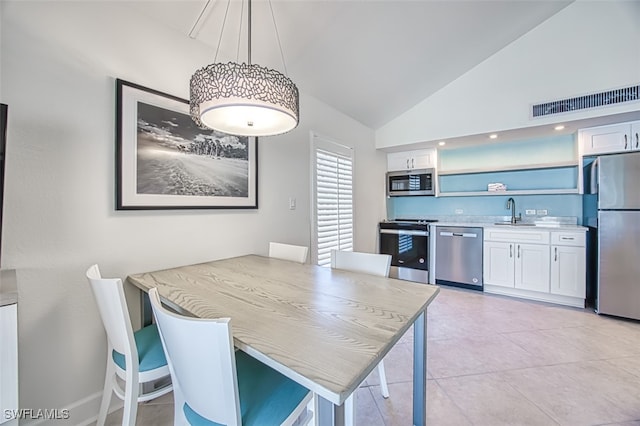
<box><xmin>386</xmin><ymin>169</ymin><xmax>435</xmax><ymax>196</ymax></box>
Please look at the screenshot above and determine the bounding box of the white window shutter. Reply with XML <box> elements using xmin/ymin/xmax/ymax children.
<box><xmin>314</xmin><ymin>143</ymin><xmax>353</xmax><ymax>267</ymax></box>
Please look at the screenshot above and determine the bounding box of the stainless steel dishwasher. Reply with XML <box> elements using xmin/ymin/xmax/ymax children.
<box><xmin>435</xmin><ymin>226</ymin><xmax>483</xmax><ymax>290</ymax></box>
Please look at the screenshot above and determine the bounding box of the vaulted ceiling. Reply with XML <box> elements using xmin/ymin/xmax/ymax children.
<box><xmin>126</xmin><ymin>0</ymin><xmax>574</xmax><ymax>129</ymax></box>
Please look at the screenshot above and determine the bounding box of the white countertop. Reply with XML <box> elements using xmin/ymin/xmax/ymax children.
<box><xmin>431</xmin><ymin>222</ymin><xmax>588</xmax><ymax>230</ymax></box>
<box><xmin>387</xmin><ymin>215</ymin><xmax>588</xmax><ymax>231</ymax></box>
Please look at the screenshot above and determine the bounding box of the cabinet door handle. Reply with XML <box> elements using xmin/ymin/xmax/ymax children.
<box><xmin>517</xmin><ymin>244</ymin><xmax>521</xmax><ymax>258</ymax></box>
<box><xmin>406</xmin><ymin>159</ymin><xmax>410</xmax><ymax>169</ymax></box>
<box><xmin>509</xmin><ymin>244</ymin><xmax>513</xmax><ymax>258</ymax></box>
<box><xmin>560</xmin><ymin>236</ymin><xmax>574</xmax><ymax>241</ymax></box>
<box><xmin>624</xmin><ymin>134</ymin><xmax>628</xmax><ymax>149</ymax></box>
<box><xmin>554</xmin><ymin>247</ymin><xmax>558</xmax><ymax>261</ymax></box>
<box><xmin>411</xmin><ymin>158</ymin><xmax>415</xmax><ymax>169</ymax></box>
<box><xmin>636</xmin><ymin>132</ymin><xmax>639</xmax><ymax>149</ymax></box>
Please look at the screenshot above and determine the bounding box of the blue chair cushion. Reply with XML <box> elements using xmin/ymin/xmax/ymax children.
<box><xmin>183</xmin><ymin>350</ymin><xmax>309</xmax><ymax>426</ymax></box>
<box><xmin>112</xmin><ymin>323</ymin><xmax>168</xmax><ymax>372</ymax></box>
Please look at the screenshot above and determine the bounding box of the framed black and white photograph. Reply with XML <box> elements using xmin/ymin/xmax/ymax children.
<box><xmin>116</xmin><ymin>79</ymin><xmax>258</xmax><ymax>210</ymax></box>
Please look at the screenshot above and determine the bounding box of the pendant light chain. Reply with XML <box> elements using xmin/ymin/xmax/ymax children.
<box><xmin>213</xmin><ymin>0</ymin><xmax>231</xmax><ymax>64</ymax></box>
<box><xmin>268</xmin><ymin>0</ymin><xmax>289</xmax><ymax>76</ymax></box>
<box><xmin>247</xmin><ymin>0</ymin><xmax>252</xmax><ymax>65</ymax></box>
<box><xmin>235</xmin><ymin>0</ymin><xmax>245</xmax><ymax>63</ymax></box>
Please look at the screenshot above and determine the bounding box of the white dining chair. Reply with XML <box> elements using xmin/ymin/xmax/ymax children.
<box><xmin>269</xmin><ymin>241</ymin><xmax>309</xmax><ymax>264</ymax></box>
<box><xmin>330</xmin><ymin>250</ymin><xmax>392</xmax><ymax>425</ymax></box>
<box><xmin>86</xmin><ymin>264</ymin><xmax>172</xmax><ymax>426</ymax></box>
<box><xmin>330</xmin><ymin>250</ymin><xmax>392</xmax><ymax>279</ymax></box>
<box><xmin>148</xmin><ymin>287</ymin><xmax>313</xmax><ymax>426</ymax></box>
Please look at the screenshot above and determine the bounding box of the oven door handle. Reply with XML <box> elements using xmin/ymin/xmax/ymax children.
<box><xmin>380</xmin><ymin>229</ymin><xmax>429</xmax><ymax>236</ymax></box>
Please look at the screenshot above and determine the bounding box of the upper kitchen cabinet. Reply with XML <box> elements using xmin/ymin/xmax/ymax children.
<box><xmin>579</xmin><ymin>120</ymin><xmax>640</xmax><ymax>156</ymax></box>
<box><xmin>387</xmin><ymin>149</ymin><xmax>436</xmax><ymax>171</ymax></box>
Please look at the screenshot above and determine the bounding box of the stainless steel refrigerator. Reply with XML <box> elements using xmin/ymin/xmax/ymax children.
<box><xmin>584</xmin><ymin>151</ymin><xmax>640</xmax><ymax>320</ymax></box>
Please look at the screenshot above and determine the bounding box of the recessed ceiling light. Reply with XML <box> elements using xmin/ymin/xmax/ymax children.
<box><xmin>489</xmin><ymin>134</ymin><xmax>498</xmax><ymax>139</ymax></box>
<box><xmin>438</xmin><ymin>141</ymin><xmax>446</xmax><ymax>146</ymax></box>
<box><xmin>554</xmin><ymin>125</ymin><xmax>565</xmax><ymax>131</ymax></box>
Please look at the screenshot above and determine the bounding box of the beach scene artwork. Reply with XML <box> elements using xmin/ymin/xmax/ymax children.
<box><xmin>136</xmin><ymin>101</ymin><xmax>249</xmax><ymax>198</ymax></box>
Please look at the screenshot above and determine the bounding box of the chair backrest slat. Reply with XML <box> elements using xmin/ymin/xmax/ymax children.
<box><xmin>86</xmin><ymin>264</ymin><xmax>136</xmax><ymax>359</ymax></box>
<box><xmin>330</xmin><ymin>250</ymin><xmax>391</xmax><ymax>277</ymax></box>
<box><xmin>149</xmin><ymin>288</ymin><xmax>241</xmax><ymax>425</ymax></box>
<box><xmin>269</xmin><ymin>242</ymin><xmax>309</xmax><ymax>264</ymax></box>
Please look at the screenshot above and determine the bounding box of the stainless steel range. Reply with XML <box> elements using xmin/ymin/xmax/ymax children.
<box><xmin>378</xmin><ymin>219</ymin><xmax>437</xmax><ymax>283</ymax></box>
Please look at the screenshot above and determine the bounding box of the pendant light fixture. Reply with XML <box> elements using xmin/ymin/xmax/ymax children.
<box><xmin>190</xmin><ymin>0</ymin><xmax>299</xmax><ymax>137</ymax></box>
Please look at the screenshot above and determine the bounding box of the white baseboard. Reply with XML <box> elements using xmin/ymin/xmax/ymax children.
<box><xmin>19</xmin><ymin>391</ymin><xmax>123</xmax><ymax>426</ymax></box>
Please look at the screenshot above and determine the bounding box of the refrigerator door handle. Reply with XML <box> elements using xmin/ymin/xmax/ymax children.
<box><xmin>590</xmin><ymin>158</ymin><xmax>599</xmax><ymax>194</ymax></box>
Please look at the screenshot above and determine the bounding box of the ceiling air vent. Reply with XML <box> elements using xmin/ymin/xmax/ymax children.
<box><xmin>532</xmin><ymin>84</ymin><xmax>639</xmax><ymax>118</ymax></box>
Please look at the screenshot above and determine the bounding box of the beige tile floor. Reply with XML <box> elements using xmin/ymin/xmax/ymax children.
<box><xmin>104</xmin><ymin>286</ymin><xmax>640</xmax><ymax>425</ymax></box>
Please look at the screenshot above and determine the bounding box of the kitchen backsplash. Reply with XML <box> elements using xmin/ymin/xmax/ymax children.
<box><xmin>387</xmin><ymin>193</ymin><xmax>583</xmax><ymax>223</ymax></box>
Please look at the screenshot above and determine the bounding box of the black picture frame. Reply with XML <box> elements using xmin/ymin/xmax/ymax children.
<box><xmin>116</xmin><ymin>79</ymin><xmax>258</xmax><ymax>210</ymax></box>
<box><xmin>0</xmin><ymin>103</ymin><xmax>7</xmax><ymax>262</ymax></box>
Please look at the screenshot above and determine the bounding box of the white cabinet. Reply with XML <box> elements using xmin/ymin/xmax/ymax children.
<box><xmin>550</xmin><ymin>231</ymin><xmax>586</xmax><ymax>299</ymax></box>
<box><xmin>580</xmin><ymin>120</ymin><xmax>640</xmax><ymax>156</ymax></box>
<box><xmin>387</xmin><ymin>149</ymin><xmax>435</xmax><ymax>171</ymax></box>
<box><xmin>483</xmin><ymin>241</ymin><xmax>515</xmax><ymax>288</ymax></box>
<box><xmin>483</xmin><ymin>229</ymin><xmax>549</xmax><ymax>292</ymax></box>
<box><xmin>0</xmin><ymin>304</ymin><xmax>18</xmax><ymax>425</ymax></box>
<box><xmin>515</xmin><ymin>243</ymin><xmax>550</xmax><ymax>292</ymax></box>
<box><xmin>633</xmin><ymin>122</ymin><xmax>640</xmax><ymax>151</ymax></box>
<box><xmin>483</xmin><ymin>227</ymin><xmax>586</xmax><ymax>308</ymax></box>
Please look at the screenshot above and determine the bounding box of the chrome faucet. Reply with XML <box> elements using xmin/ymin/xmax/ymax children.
<box><xmin>506</xmin><ymin>197</ymin><xmax>520</xmax><ymax>224</ymax></box>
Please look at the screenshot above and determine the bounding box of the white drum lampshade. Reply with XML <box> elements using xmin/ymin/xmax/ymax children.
<box><xmin>190</xmin><ymin>62</ymin><xmax>299</xmax><ymax>137</ymax></box>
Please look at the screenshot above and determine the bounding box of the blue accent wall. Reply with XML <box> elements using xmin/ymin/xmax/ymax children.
<box><xmin>439</xmin><ymin>135</ymin><xmax>576</xmax><ymax>170</ymax></box>
<box><xmin>439</xmin><ymin>167</ymin><xmax>578</xmax><ymax>192</ymax></box>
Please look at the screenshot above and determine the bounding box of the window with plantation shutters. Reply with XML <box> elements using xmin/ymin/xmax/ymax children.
<box><xmin>312</xmin><ymin>134</ymin><xmax>353</xmax><ymax>267</ymax></box>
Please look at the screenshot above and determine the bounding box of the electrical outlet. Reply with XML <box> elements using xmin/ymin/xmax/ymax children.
<box><xmin>525</xmin><ymin>209</ymin><xmax>536</xmax><ymax>215</ymax></box>
<box><xmin>455</xmin><ymin>209</ymin><xmax>463</xmax><ymax>214</ymax></box>
<box><xmin>536</xmin><ymin>209</ymin><xmax>548</xmax><ymax>216</ymax></box>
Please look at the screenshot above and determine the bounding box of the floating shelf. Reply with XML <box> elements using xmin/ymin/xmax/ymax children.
<box><xmin>437</xmin><ymin>161</ymin><xmax>578</xmax><ymax>176</ymax></box>
<box><xmin>437</xmin><ymin>188</ymin><xmax>580</xmax><ymax>197</ymax></box>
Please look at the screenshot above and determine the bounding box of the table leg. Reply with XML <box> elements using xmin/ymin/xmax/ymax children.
<box><xmin>413</xmin><ymin>310</ymin><xmax>427</xmax><ymax>426</ymax></box>
<box><xmin>141</xmin><ymin>291</ymin><xmax>153</xmax><ymax>327</ymax></box>
<box><xmin>317</xmin><ymin>395</ymin><xmax>345</xmax><ymax>426</ymax></box>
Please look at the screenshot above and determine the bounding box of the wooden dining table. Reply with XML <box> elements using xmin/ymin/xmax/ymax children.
<box><xmin>127</xmin><ymin>254</ymin><xmax>440</xmax><ymax>426</ymax></box>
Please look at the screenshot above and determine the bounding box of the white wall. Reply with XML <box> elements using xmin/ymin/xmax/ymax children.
<box><xmin>0</xmin><ymin>1</ymin><xmax>385</xmax><ymax>423</ymax></box>
<box><xmin>376</xmin><ymin>0</ymin><xmax>640</xmax><ymax>148</ymax></box>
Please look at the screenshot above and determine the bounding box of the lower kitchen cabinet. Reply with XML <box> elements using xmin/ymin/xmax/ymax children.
<box><xmin>550</xmin><ymin>232</ymin><xmax>586</xmax><ymax>299</ymax></box>
<box><xmin>516</xmin><ymin>243</ymin><xmax>550</xmax><ymax>292</ymax></box>
<box><xmin>483</xmin><ymin>241</ymin><xmax>549</xmax><ymax>292</ymax></box>
<box><xmin>483</xmin><ymin>241</ymin><xmax>515</xmax><ymax>288</ymax></box>
<box><xmin>483</xmin><ymin>227</ymin><xmax>586</xmax><ymax>308</ymax></box>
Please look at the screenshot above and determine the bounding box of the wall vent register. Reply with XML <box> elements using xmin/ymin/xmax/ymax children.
<box><xmin>532</xmin><ymin>84</ymin><xmax>639</xmax><ymax>118</ymax></box>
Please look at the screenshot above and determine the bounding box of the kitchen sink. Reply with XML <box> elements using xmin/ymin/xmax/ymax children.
<box><xmin>493</xmin><ymin>222</ymin><xmax>536</xmax><ymax>226</ymax></box>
